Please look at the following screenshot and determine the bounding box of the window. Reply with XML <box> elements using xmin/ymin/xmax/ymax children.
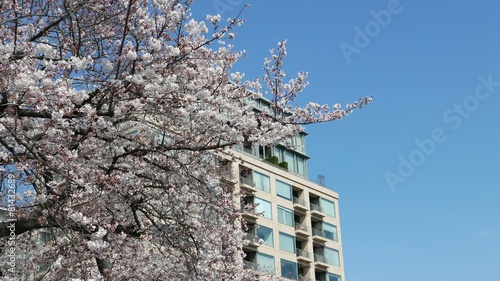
<box><xmin>256</xmin><ymin>226</ymin><xmax>273</xmax><ymax>247</ymax></box>
<box><xmin>258</xmin><ymin>146</ymin><xmax>272</xmax><ymax>159</ymax></box>
<box><xmin>274</xmin><ymin>147</ymin><xmax>284</xmax><ymax>162</ymax></box>
<box><xmin>253</xmin><ymin>171</ymin><xmax>270</xmax><ymax>193</ymax></box>
<box><xmin>320</xmin><ymin>198</ymin><xmax>336</xmax><ymax>218</ymax></box>
<box><xmin>285</xmin><ymin>151</ymin><xmax>295</xmax><ymax>173</ymax></box>
<box><xmin>277</xmin><ymin>206</ymin><xmax>294</xmax><ymax>227</ymax></box>
<box><xmin>323</xmin><ymin>222</ymin><xmax>338</xmax><ymax>242</ymax></box>
<box><xmin>276</xmin><ymin>180</ymin><xmax>292</xmax><ymax>200</ymax></box>
<box><xmin>279</xmin><ymin>232</ymin><xmax>295</xmax><ymax>254</ymax></box>
<box><xmin>324</xmin><ymin>247</ymin><xmax>340</xmax><ymax>267</ymax></box>
<box><xmin>327</xmin><ymin>273</ymin><xmax>342</xmax><ymax>281</ymax></box>
<box><xmin>296</xmin><ymin>156</ymin><xmax>305</xmax><ymax>176</ymax></box>
<box><xmin>254</xmin><ymin>198</ymin><xmax>272</xmax><ymax>219</ymax></box>
<box><xmin>257</xmin><ymin>253</ymin><xmax>275</xmax><ymax>274</ymax></box>
<box><xmin>280</xmin><ymin>259</ymin><xmax>298</xmax><ymax>279</ymax></box>
<box><xmin>294</xmin><ymin>134</ymin><xmax>305</xmax><ymax>152</ymax></box>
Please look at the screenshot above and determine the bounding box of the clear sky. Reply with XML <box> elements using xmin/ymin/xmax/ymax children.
<box><xmin>193</xmin><ymin>1</ymin><xmax>500</xmax><ymax>280</ymax></box>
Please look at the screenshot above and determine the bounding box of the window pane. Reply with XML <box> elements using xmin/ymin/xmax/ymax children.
<box><xmin>279</xmin><ymin>232</ymin><xmax>295</xmax><ymax>253</ymax></box>
<box><xmin>257</xmin><ymin>253</ymin><xmax>275</xmax><ymax>274</ymax></box>
<box><xmin>256</xmin><ymin>226</ymin><xmax>273</xmax><ymax>247</ymax></box>
<box><xmin>325</xmin><ymin>247</ymin><xmax>340</xmax><ymax>267</ymax></box>
<box><xmin>285</xmin><ymin>151</ymin><xmax>295</xmax><ymax>172</ymax></box>
<box><xmin>321</xmin><ymin>198</ymin><xmax>336</xmax><ymax>217</ymax></box>
<box><xmin>274</xmin><ymin>147</ymin><xmax>284</xmax><ymax>162</ymax></box>
<box><xmin>255</xmin><ymin>198</ymin><xmax>272</xmax><ymax>219</ymax></box>
<box><xmin>295</xmin><ymin>135</ymin><xmax>304</xmax><ymax>152</ymax></box>
<box><xmin>296</xmin><ymin>156</ymin><xmax>305</xmax><ymax>176</ymax></box>
<box><xmin>323</xmin><ymin>222</ymin><xmax>338</xmax><ymax>242</ymax></box>
<box><xmin>278</xmin><ymin>206</ymin><xmax>294</xmax><ymax>227</ymax></box>
<box><xmin>276</xmin><ymin>180</ymin><xmax>292</xmax><ymax>200</ymax></box>
<box><xmin>281</xmin><ymin>259</ymin><xmax>298</xmax><ymax>279</ymax></box>
<box><xmin>253</xmin><ymin>171</ymin><xmax>270</xmax><ymax>193</ymax></box>
<box><xmin>328</xmin><ymin>273</ymin><xmax>342</xmax><ymax>281</ymax></box>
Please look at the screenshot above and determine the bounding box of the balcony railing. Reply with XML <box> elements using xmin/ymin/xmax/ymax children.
<box><xmin>240</xmin><ymin>176</ymin><xmax>255</xmax><ymax>187</ymax></box>
<box><xmin>293</xmin><ymin>197</ymin><xmax>308</xmax><ymax>207</ymax></box>
<box><xmin>240</xmin><ymin>199</ymin><xmax>257</xmax><ymax>218</ymax></box>
<box><xmin>312</xmin><ymin>228</ymin><xmax>338</xmax><ymax>241</ymax></box>
<box><xmin>312</xmin><ymin>228</ymin><xmax>324</xmax><ymax>237</ymax></box>
<box><xmin>310</xmin><ymin>203</ymin><xmax>323</xmax><ymax>213</ymax></box>
<box><xmin>243</xmin><ymin>260</ymin><xmax>258</xmax><ymax>270</ymax></box>
<box><xmin>294</xmin><ymin>222</ymin><xmax>308</xmax><ymax>233</ymax></box>
<box><xmin>244</xmin><ymin>231</ymin><xmax>256</xmax><ymax>240</ymax></box>
<box><xmin>296</xmin><ymin>248</ymin><xmax>311</xmax><ymax>259</ymax></box>
<box><xmin>314</xmin><ymin>254</ymin><xmax>326</xmax><ymax>263</ymax></box>
<box><xmin>243</xmin><ymin>260</ymin><xmax>276</xmax><ymax>275</ymax></box>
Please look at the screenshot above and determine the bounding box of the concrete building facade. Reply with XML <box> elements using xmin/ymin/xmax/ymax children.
<box><xmin>224</xmin><ymin>98</ymin><xmax>345</xmax><ymax>281</ymax></box>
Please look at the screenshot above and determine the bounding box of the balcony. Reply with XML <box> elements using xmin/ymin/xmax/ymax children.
<box><xmin>313</xmin><ymin>254</ymin><xmax>329</xmax><ymax>268</ymax></box>
<box><xmin>311</xmin><ymin>227</ymin><xmax>338</xmax><ymax>242</ymax></box>
<box><xmin>243</xmin><ymin>231</ymin><xmax>260</xmax><ymax>248</ymax></box>
<box><xmin>240</xmin><ymin>176</ymin><xmax>257</xmax><ymax>191</ymax></box>
<box><xmin>293</xmin><ymin>197</ymin><xmax>308</xmax><ymax>212</ymax></box>
<box><xmin>253</xmin><ymin>264</ymin><xmax>276</xmax><ymax>276</ymax></box>
<box><xmin>296</xmin><ymin>248</ymin><xmax>312</xmax><ymax>263</ymax></box>
<box><xmin>311</xmin><ymin>228</ymin><xmax>328</xmax><ymax>243</ymax></box>
<box><xmin>240</xmin><ymin>199</ymin><xmax>258</xmax><ymax>220</ymax></box>
<box><xmin>313</xmin><ymin>253</ymin><xmax>325</xmax><ymax>263</ymax></box>
<box><xmin>294</xmin><ymin>222</ymin><xmax>309</xmax><ymax>237</ymax></box>
<box><xmin>243</xmin><ymin>260</ymin><xmax>258</xmax><ymax>270</ymax></box>
<box><xmin>310</xmin><ymin>203</ymin><xmax>325</xmax><ymax>218</ymax></box>
<box><xmin>219</xmin><ymin>166</ymin><xmax>237</xmax><ymax>183</ymax></box>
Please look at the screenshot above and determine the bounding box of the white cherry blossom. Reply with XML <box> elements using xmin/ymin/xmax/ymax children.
<box><xmin>0</xmin><ymin>1</ymin><xmax>370</xmax><ymax>280</ymax></box>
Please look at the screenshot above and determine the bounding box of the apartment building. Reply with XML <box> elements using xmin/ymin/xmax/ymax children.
<box><xmin>223</xmin><ymin>98</ymin><xmax>345</xmax><ymax>281</ymax></box>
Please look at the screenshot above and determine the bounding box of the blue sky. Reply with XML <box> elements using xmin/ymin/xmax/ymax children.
<box><xmin>193</xmin><ymin>1</ymin><xmax>500</xmax><ymax>280</ymax></box>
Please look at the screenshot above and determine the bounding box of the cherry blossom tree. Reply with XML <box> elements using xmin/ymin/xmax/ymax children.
<box><xmin>0</xmin><ymin>0</ymin><xmax>371</xmax><ymax>280</ymax></box>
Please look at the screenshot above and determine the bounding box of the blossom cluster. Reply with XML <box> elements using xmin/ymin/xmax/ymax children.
<box><xmin>0</xmin><ymin>1</ymin><xmax>370</xmax><ymax>280</ymax></box>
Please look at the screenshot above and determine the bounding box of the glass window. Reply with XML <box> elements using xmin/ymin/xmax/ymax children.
<box><xmin>280</xmin><ymin>259</ymin><xmax>298</xmax><ymax>279</ymax></box>
<box><xmin>277</xmin><ymin>206</ymin><xmax>294</xmax><ymax>227</ymax></box>
<box><xmin>296</xmin><ymin>156</ymin><xmax>305</xmax><ymax>176</ymax></box>
<box><xmin>276</xmin><ymin>180</ymin><xmax>292</xmax><ymax>200</ymax></box>
<box><xmin>285</xmin><ymin>151</ymin><xmax>295</xmax><ymax>173</ymax></box>
<box><xmin>253</xmin><ymin>171</ymin><xmax>270</xmax><ymax>193</ymax></box>
<box><xmin>320</xmin><ymin>198</ymin><xmax>336</xmax><ymax>218</ymax></box>
<box><xmin>295</xmin><ymin>134</ymin><xmax>304</xmax><ymax>152</ymax></box>
<box><xmin>279</xmin><ymin>232</ymin><xmax>295</xmax><ymax>254</ymax></box>
<box><xmin>254</xmin><ymin>198</ymin><xmax>272</xmax><ymax>219</ymax></box>
<box><xmin>258</xmin><ymin>146</ymin><xmax>272</xmax><ymax>159</ymax></box>
<box><xmin>274</xmin><ymin>147</ymin><xmax>284</xmax><ymax>162</ymax></box>
<box><xmin>323</xmin><ymin>222</ymin><xmax>338</xmax><ymax>242</ymax></box>
<box><xmin>327</xmin><ymin>273</ymin><xmax>342</xmax><ymax>281</ymax></box>
<box><xmin>257</xmin><ymin>253</ymin><xmax>275</xmax><ymax>274</ymax></box>
<box><xmin>256</xmin><ymin>226</ymin><xmax>273</xmax><ymax>247</ymax></box>
<box><xmin>324</xmin><ymin>247</ymin><xmax>340</xmax><ymax>267</ymax></box>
